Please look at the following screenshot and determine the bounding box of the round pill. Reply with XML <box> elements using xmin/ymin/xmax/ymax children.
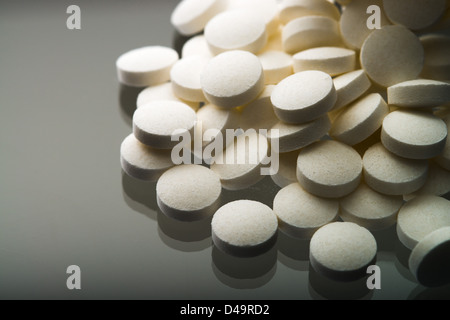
<box><xmin>133</xmin><ymin>100</ymin><xmax>197</xmax><ymax>149</ymax></box>
<box><xmin>116</xmin><ymin>46</ymin><xmax>179</xmax><ymax>87</ymax></box>
<box><xmin>273</xmin><ymin>183</ymin><xmax>339</xmax><ymax>239</ymax></box>
<box><xmin>136</xmin><ymin>82</ymin><xmax>199</xmax><ymax>110</ymax></box>
<box><xmin>409</xmin><ymin>226</ymin><xmax>450</xmax><ymax>287</ymax></box>
<box><xmin>181</xmin><ymin>35</ymin><xmax>214</xmax><ymax>59</ymax></box>
<box><xmin>239</xmin><ymin>85</ymin><xmax>279</xmax><ymax>131</ymax></box>
<box><xmin>296</xmin><ymin>140</ymin><xmax>363</xmax><ymax>198</ymax></box>
<box><xmin>282</xmin><ymin>16</ymin><xmax>341</xmax><ymax>54</ymax></box>
<box><xmin>258</xmin><ymin>50</ymin><xmax>293</xmax><ymax>85</ymax></box>
<box><xmin>360</xmin><ymin>25</ymin><xmax>424</xmax><ymax>87</ymax></box>
<box><xmin>204</xmin><ymin>10</ymin><xmax>268</xmax><ymax>55</ymax></box>
<box><xmin>293</xmin><ymin>47</ymin><xmax>356</xmax><ymax>77</ymax></box>
<box><xmin>171</xmin><ymin>0</ymin><xmax>226</xmax><ymax>36</ymax></box>
<box><xmin>363</xmin><ymin>143</ymin><xmax>428</xmax><ymax>196</ymax></box>
<box><xmin>271</xmin><ymin>71</ymin><xmax>337</xmax><ymax>124</ymax></box>
<box><xmin>201</xmin><ymin>50</ymin><xmax>265</xmax><ymax>109</ymax></box>
<box><xmin>340</xmin><ymin>183</ymin><xmax>403</xmax><ymax>231</ymax></box>
<box><xmin>156</xmin><ymin>164</ymin><xmax>222</xmax><ymax>221</ymax></box>
<box><xmin>226</xmin><ymin>0</ymin><xmax>280</xmax><ymax>36</ymax></box>
<box><xmin>435</xmin><ymin>115</ymin><xmax>450</xmax><ymax>170</ymax></box>
<box><xmin>270</xmin><ymin>150</ymin><xmax>300</xmax><ymax>188</ymax></box>
<box><xmin>278</xmin><ymin>0</ymin><xmax>340</xmax><ymax>25</ymax></box>
<box><xmin>309</xmin><ymin>222</ymin><xmax>377</xmax><ymax>281</ymax></box>
<box><xmin>383</xmin><ymin>0</ymin><xmax>446</xmax><ymax>31</ymax></box>
<box><xmin>381</xmin><ymin>110</ymin><xmax>448</xmax><ymax>160</ymax></box>
<box><xmin>340</xmin><ymin>0</ymin><xmax>391</xmax><ymax>50</ymax></box>
<box><xmin>196</xmin><ymin>103</ymin><xmax>239</xmax><ymax>148</ymax></box>
<box><xmin>420</xmin><ymin>33</ymin><xmax>450</xmax><ymax>81</ymax></box>
<box><xmin>268</xmin><ymin>114</ymin><xmax>331</xmax><ymax>153</ymax></box>
<box><xmin>170</xmin><ymin>55</ymin><xmax>209</xmax><ymax>103</ymax></box>
<box><xmin>211</xmin><ymin>200</ymin><xmax>278</xmax><ymax>257</ymax></box>
<box><xmin>397</xmin><ymin>195</ymin><xmax>450</xmax><ymax>250</ymax></box>
<box><xmin>387</xmin><ymin>79</ymin><xmax>450</xmax><ymax>108</ymax></box>
<box><xmin>403</xmin><ymin>161</ymin><xmax>450</xmax><ymax>201</ymax></box>
<box><xmin>330</xmin><ymin>93</ymin><xmax>389</xmax><ymax>146</ymax></box>
<box><xmin>120</xmin><ymin>133</ymin><xmax>174</xmax><ymax>181</ymax></box>
<box><xmin>332</xmin><ymin>69</ymin><xmax>371</xmax><ymax>111</ymax></box>
<box><xmin>210</xmin><ymin>131</ymin><xmax>269</xmax><ymax>190</ymax></box>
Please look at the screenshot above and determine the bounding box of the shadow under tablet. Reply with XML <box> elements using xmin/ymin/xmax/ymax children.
<box><xmin>308</xmin><ymin>265</ymin><xmax>374</xmax><ymax>300</ymax></box>
<box><xmin>211</xmin><ymin>245</ymin><xmax>277</xmax><ymax>289</ymax></box>
<box><xmin>277</xmin><ymin>230</ymin><xmax>310</xmax><ymax>272</ymax></box>
<box><xmin>157</xmin><ymin>209</ymin><xmax>212</xmax><ymax>252</ymax></box>
<box><xmin>219</xmin><ymin>176</ymin><xmax>281</xmax><ymax>208</ymax></box>
<box><xmin>118</xmin><ymin>84</ymin><xmax>144</xmax><ymax>127</ymax></box>
<box><xmin>121</xmin><ymin>171</ymin><xmax>158</xmax><ymax>220</ymax></box>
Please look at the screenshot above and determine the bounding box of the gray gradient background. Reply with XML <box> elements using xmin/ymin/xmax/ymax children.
<box><xmin>0</xmin><ymin>0</ymin><xmax>449</xmax><ymax>300</ymax></box>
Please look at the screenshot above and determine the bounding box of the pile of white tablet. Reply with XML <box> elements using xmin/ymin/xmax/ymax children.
<box><xmin>117</xmin><ymin>0</ymin><xmax>450</xmax><ymax>288</ymax></box>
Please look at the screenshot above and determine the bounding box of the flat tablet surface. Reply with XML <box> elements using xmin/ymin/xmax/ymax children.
<box><xmin>116</xmin><ymin>46</ymin><xmax>179</xmax><ymax>87</ymax></box>
<box><xmin>136</xmin><ymin>82</ymin><xmax>199</xmax><ymax>110</ymax></box>
<box><xmin>239</xmin><ymin>85</ymin><xmax>279</xmax><ymax>131</ymax></box>
<box><xmin>363</xmin><ymin>142</ymin><xmax>428</xmax><ymax>195</ymax></box>
<box><xmin>383</xmin><ymin>0</ymin><xmax>446</xmax><ymax>31</ymax></box>
<box><xmin>171</xmin><ymin>0</ymin><xmax>226</xmax><ymax>36</ymax></box>
<box><xmin>211</xmin><ymin>200</ymin><xmax>278</xmax><ymax>257</ymax></box>
<box><xmin>282</xmin><ymin>16</ymin><xmax>341</xmax><ymax>54</ymax></box>
<box><xmin>360</xmin><ymin>25</ymin><xmax>424</xmax><ymax>87</ymax></box>
<box><xmin>157</xmin><ymin>164</ymin><xmax>222</xmax><ymax>221</ymax></box>
<box><xmin>332</xmin><ymin>69</ymin><xmax>371</xmax><ymax>111</ymax></box>
<box><xmin>340</xmin><ymin>0</ymin><xmax>391</xmax><ymax>49</ymax></box>
<box><xmin>296</xmin><ymin>140</ymin><xmax>362</xmax><ymax>198</ymax></box>
<box><xmin>381</xmin><ymin>110</ymin><xmax>447</xmax><ymax>160</ymax></box>
<box><xmin>201</xmin><ymin>50</ymin><xmax>265</xmax><ymax>108</ymax></box>
<box><xmin>279</xmin><ymin>0</ymin><xmax>340</xmax><ymax>24</ymax></box>
<box><xmin>268</xmin><ymin>114</ymin><xmax>331</xmax><ymax>153</ymax></box>
<box><xmin>271</xmin><ymin>71</ymin><xmax>336</xmax><ymax>124</ymax></box>
<box><xmin>340</xmin><ymin>183</ymin><xmax>403</xmax><ymax>231</ymax></box>
<box><xmin>387</xmin><ymin>79</ymin><xmax>450</xmax><ymax>108</ymax></box>
<box><xmin>133</xmin><ymin>100</ymin><xmax>197</xmax><ymax>149</ymax></box>
<box><xmin>204</xmin><ymin>9</ymin><xmax>267</xmax><ymax>55</ymax></box>
<box><xmin>293</xmin><ymin>46</ymin><xmax>356</xmax><ymax>76</ymax></box>
<box><xmin>273</xmin><ymin>183</ymin><xmax>339</xmax><ymax>239</ymax></box>
<box><xmin>331</xmin><ymin>93</ymin><xmax>388</xmax><ymax>146</ymax></box>
<box><xmin>310</xmin><ymin>222</ymin><xmax>377</xmax><ymax>281</ymax></box>
<box><xmin>397</xmin><ymin>195</ymin><xmax>450</xmax><ymax>250</ymax></box>
<box><xmin>210</xmin><ymin>131</ymin><xmax>269</xmax><ymax>190</ymax></box>
<box><xmin>120</xmin><ymin>133</ymin><xmax>174</xmax><ymax>181</ymax></box>
<box><xmin>403</xmin><ymin>161</ymin><xmax>450</xmax><ymax>201</ymax></box>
